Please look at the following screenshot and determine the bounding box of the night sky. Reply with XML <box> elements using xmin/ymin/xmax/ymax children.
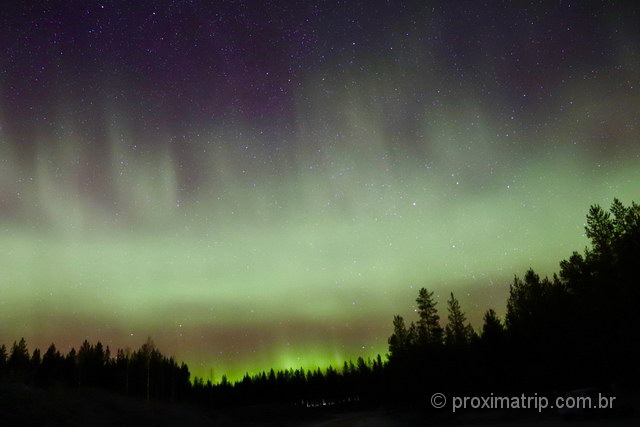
<box><xmin>1</xmin><ymin>1</ymin><xmax>638</xmax><ymax>380</ymax></box>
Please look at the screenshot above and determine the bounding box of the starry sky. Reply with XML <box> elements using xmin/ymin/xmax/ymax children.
<box><xmin>1</xmin><ymin>0</ymin><xmax>639</xmax><ymax>380</ymax></box>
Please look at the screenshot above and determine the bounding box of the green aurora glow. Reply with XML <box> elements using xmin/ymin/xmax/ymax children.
<box><xmin>1</xmin><ymin>23</ymin><xmax>639</xmax><ymax>380</ymax></box>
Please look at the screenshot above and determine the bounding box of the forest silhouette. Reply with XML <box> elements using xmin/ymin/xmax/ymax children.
<box><xmin>1</xmin><ymin>199</ymin><xmax>639</xmax><ymax>412</ymax></box>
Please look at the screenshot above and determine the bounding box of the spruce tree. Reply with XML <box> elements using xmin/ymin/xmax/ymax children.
<box><xmin>388</xmin><ymin>315</ymin><xmax>408</xmax><ymax>359</ymax></box>
<box><xmin>416</xmin><ymin>288</ymin><xmax>443</xmax><ymax>346</ymax></box>
<box><xmin>445</xmin><ymin>292</ymin><xmax>471</xmax><ymax>347</ymax></box>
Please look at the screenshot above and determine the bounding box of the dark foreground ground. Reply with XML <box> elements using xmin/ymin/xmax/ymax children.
<box><xmin>1</xmin><ymin>381</ymin><xmax>638</xmax><ymax>427</ymax></box>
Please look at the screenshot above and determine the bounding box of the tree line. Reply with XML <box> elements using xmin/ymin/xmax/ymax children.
<box><xmin>1</xmin><ymin>199</ymin><xmax>638</xmax><ymax>408</ymax></box>
<box><xmin>384</xmin><ymin>198</ymin><xmax>640</xmax><ymax>402</ymax></box>
<box><xmin>0</xmin><ymin>337</ymin><xmax>191</xmax><ymax>402</ymax></box>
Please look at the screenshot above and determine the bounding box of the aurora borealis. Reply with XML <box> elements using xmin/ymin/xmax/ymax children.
<box><xmin>1</xmin><ymin>1</ymin><xmax>639</xmax><ymax>380</ymax></box>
